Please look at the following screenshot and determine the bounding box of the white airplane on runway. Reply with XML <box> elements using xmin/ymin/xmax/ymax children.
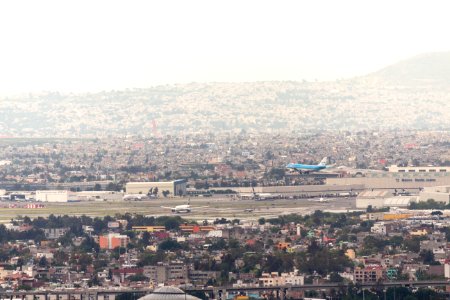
<box><xmin>161</xmin><ymin>202</ymin><xmax>209</xmax><ymax>213</ymax></box>
<box><xmin>308</xmin><ymin>197</ymin><xmax>332</xmax><ymax>203</ymax></box>
<box><xmin>123</xmin><ymin>194</ymin><xmax>153</xmax><ymax>201</ymax></box>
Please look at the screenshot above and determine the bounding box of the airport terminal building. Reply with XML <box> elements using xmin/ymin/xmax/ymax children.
<box><xmin>327</xmin><ymin>171</ymin><xmax>450</xmax><ymax>190</ymax></box>
<box><xmin>388</xmin><ymin>165</ymin><xmax>450</xmax><ymax>173</ymax></box>
<box><xmin>125</xmin><ymin>180</ymin><xmax>187</xmax><ymax>197</ymax></box>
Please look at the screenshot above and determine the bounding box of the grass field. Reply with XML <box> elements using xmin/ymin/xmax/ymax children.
<box><xmin>0</xmin><ymin>197</ymin><xmax>355</xmax><ymax>222</ymax></box>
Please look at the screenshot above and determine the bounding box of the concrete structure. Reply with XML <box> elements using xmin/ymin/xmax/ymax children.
<box><xmin>419</xmin><ymin>186</ymin><xmax>450</xmax><ymax>203</ymax></box>
<box><xmin>382</xmin><ymin>213</ymin><xmax>412</xmax><ymax>221</ymax></box>
<box><xmin>445</xmin><ymin>264</ymin><xmax>450</xmax><ymax>279</ymax></box>
<box><xmin>75</xmin><ymin>191</ymin><xmax>123</xmax><ymax>201</ymax></box>
<box><xmin>356</xmin><ymin>190</ymin><xmax>388</xmax><ymax>209</ymax></box>
<box><xmin>143</xmin><ymin>261</ymin><xmax>188</xmax><ymax>284</ymax></box>
<box><xmin>371</xmin><ymin>222</ymin><xmax>388</xmax><ymax>235</ymax></box>
<box><xmin>35</xmin><ymin>190</ymin><xmax>77</xmax><ymax>202</ymax></box>
<box><xmin>126</xmin><ymin>180</ymin><xmax>187</xmax><ymax>197</ymax></box>
<box><xmin>188</xmin><ymin>270</ymin><xmax>220</xmax><ymax>285</ymax></box>
<box><xmin>259</xmin><ymin>271</ymin><xmax>304</xmax><ymax>287</ymax></box>
<box><xmin>383</xmin><ymin>196</ymin><xmax>417</xmax><ymax>207</ymax></box>
<box><xmin>356</xmin><ymin>198</ymin><xmax>384</xmax><ymax>209</ymax></box>
<box><xmin>139</xmin><ymin>286</ymin><xmax>201</xmax><ymax>300</ymax></box>
<box><xmin>327</xmin><ymin>172</ymin><xmax>450</xmax><ymax>190</ymax></box>
<box><xmin>111</xmin><ymin>268</ymin><xmax>143</xmax><ymax>283</ymax></box>
<box><xmin>388</xmin><ymin>165</ymin><xmax>450</xmax><ymax>173</ymax></box>
<box><xmin>357</xmin><ymin>190</ymin><xmax>391</xmax><ymax>199</ymax></box>
<box><xmin>99</xmin><ymin>233</ymin><xmax>129</xmax><ymax>250</ymax></box>
<box><xmin>44</xmin><ymin>228</ymin><xmax>69</xmax><ymax>239</ymax></box>
<box><xmin>229</xmin><ymin>184</ymin><xmax>363</xmax><ymax>197</ymax></box>
<box><xmin>354</xmin><ymin>266</ymin><xmax>386</xmax><ymax>283</ymax></box>
<box><xmin>132</xmin><ymin>226</ymin><xmax>166</xmax><ymax>232</ymax></box>
<box><xmin>356</xmin><ymin>194</ymin><xmax>417</xmax><ymax>209</ymax></box>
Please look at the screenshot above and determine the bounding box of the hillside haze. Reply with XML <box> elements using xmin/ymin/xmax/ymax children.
<box><xmin>1</xmin><ymin>52</ymin><xmax>450</xmax><ymax>137</ymax></box>
<box><xmin>366</xmin><ymin>51</ymin><xmax>450</xmax><ymax>86</ymax></box>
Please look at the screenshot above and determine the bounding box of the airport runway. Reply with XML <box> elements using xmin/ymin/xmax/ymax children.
<box><xmin>0</xmin><ymin>196</ymin><xmax>357</xmax><ymax>222</ymax></box>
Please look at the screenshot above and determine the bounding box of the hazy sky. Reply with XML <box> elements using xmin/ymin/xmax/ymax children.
<box><xmin>1</xmin><ymin>0</ymin><xmax>450</xmax><ymax>95</ymax></box>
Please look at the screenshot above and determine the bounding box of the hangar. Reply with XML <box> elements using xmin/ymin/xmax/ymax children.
<box><xmin>125</xmin><ymin>180</ymin><xmax>187</xmax><ymax>197</ymax></box>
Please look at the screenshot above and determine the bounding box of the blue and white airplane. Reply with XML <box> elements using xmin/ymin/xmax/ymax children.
<box><xmin>286</xmin><ymin>157</ymin><xmax>333</xmax><ymax>174</ymax></box>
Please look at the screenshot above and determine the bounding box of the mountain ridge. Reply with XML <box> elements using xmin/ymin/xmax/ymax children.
<box><xmin>363</xmin><ymin>51</ymin><xmax>450</xmax><ymax>86</ymax></box>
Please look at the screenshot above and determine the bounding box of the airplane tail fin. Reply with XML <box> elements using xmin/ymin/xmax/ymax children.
<box><xmin>318</xmin><ymin>157</ymin><xmax>328</xmax><ymax>166</ymax></box>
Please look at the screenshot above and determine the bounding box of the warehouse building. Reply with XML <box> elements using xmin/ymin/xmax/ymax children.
<box><xmin>355</xmin><ymin>190</ymin><xmax>390</xmax><ymax>209</ymax></box>
<box><xmin>419</xmin><ymin>186</ymin><xmax>450</xmax><ymax>203</ymax></box>
<box><xmin>35</xmin><ymin>190</ymin><xmax>77</xmax><ymax>202</ymax></box>
<box><xmin>356</xmin><ymin>190</ymin><xmax>417</xmax><ymax>209</ymax></box>
<box><xmin>75</xmin><ymin>191</ymin><xmax>123</xmax><ymax>201</ymax></box>
<box><xmin>125</xmin><ymin>180</ymin><xmax>187</xmax><ymax>197</ymax></box>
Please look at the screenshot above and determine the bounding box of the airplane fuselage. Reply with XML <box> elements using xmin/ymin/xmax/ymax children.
<box><xmin>172</xmin><ymin>209</ymin><xmax>191</xmax><ymax>213</ymax></box>
<box><xmin>286</xmin><ymin>163</ymin><xmax>326</xmax><ymax>171</ymax></box>
<box><xmin>172</xmin><ymin>204</ymin><xmax>191</xmax><ymax>213</ymax></box>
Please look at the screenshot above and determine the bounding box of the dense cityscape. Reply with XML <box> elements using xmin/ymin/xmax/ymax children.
<box><xmin>1</xmin><ymin>121</ymin><xmax>450</xmax><ymax>300</ymax></box>
<box><xmin>0</xmin><ymin>130</ymin><xmax>449</xmax><ymax>191</ymax></box>
<box><xmin>2</xmin><ymin>2</ymin><xmax>450</xmax><ymax>299</ymax></box>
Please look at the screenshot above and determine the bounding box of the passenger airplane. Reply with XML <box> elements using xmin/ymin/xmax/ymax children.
<box><xmin>123</xmin><ymin>194</ymin><xmax>152</xmax><ymax>201</ymax></box>
<box><xmin>286</xmin><ymin>157</ymin><xmax>334</xmax><ymax>174</ymax></box>
<box><xmin>161</xmin><ymin>204</ymin><xmax>193</xmax><ymax>213</ymax></box>
<box><xmin>161</xmin><ymin>202</ymin><xmax>209</xmax><ymax>213</ymax></box>
<box><xmin>308</xmin><ymin>197</ymin><xmax>331</xmax><ymax>203</ymax></box>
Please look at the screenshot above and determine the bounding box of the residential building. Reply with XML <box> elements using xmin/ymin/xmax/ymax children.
<box><xmin>99</xmin><ymin>233</ymin><xmax>129</xmax><ymax>250</ymax></box>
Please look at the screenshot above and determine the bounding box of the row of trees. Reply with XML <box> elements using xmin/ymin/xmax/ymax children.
<box><xmin>259</xmin><ymin>211</ymin><xmax>363</xmax><ymax>228</ymax></box>
<box><xmin>409</xmin><ymin>199</ymin><xmax>450</xmax><ymax>210</ymax></box>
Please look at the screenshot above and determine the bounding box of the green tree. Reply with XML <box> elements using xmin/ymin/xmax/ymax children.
<box><xmin>419</xmin><ymin>250</ymin><xmax>435</xmax><ymax>264</ymax></box>
<box><xmin>38</xmin><ymin>256</ymin><xmax>48</xmax><ymax>267</ymax></box>
<box><xmin>403</xmin><ymin>237</ymin><xmax>422</xmax><ymax>253</ymax></box>
<box><xmin>329</xmin><ymin>272</ymin><xmax>344</xmax><ymax>283</ymax></box>
<box><xmin>141</xmin><ymin>231</ymin><xmax>151</xmax><ymax>247</ymax></box>
<box><xmin>158</xmin><ymin>239</ymin><xmax>182</xmax><ymax>251</ymax></box>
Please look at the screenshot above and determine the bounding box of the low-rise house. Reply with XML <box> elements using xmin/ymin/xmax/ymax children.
<box><xmin>44</xmin><ymin>228</ymin><xmax>69</xmax><ymax>239</ymax></box>
<box><xmin>259</xmin><ymin>270</ymin><xmax>304</xmax><ymax>287</ymax></box>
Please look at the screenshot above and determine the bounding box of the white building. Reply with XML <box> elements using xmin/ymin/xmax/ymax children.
<box><xmin>44</xmin><ymin>228</ymin><xmax>69</xmax><ymax>239</ymax></box>
<box><xmin>35</xmin><ymin>190</ymin><xmax>77</xmax><ymax>202</ymax></box>
<box><xmin>445</xmin><ymin>264</ymin><xmax>450</xmax><ymax>279</ymax></box>
<box><xmin>125</xmin><ymin>180</ymin><xmax>187</xmax><ymax>197</ymax></box>
<box><xmin>76</xmin><ymin>191</ymin><xmax>124</xmax><ymax>201</ymax></box>
<box><xmin>259</xmin><ymin>270</ymin><xmax>304</xmax><ymax>287</ymax></box>
<box><xmin>388</xmin><ymin>165</ymin><xmax>450</xmax><ymax>173</ymax></box>
<box><xmin>36</xmin><ymin>252</ymin><xmax>54</xmax><ymax>260</ymax></box>
<box><xmin>419</xmin><ymin>186</ymin><xmax>450</xmax><ymax>203</ymax></box>
<box><xmin>371</xmin><ymin>222</ymin><xmax>387</xmax><ymax>235</ymax></box>
<box><xmin>356</xmin><ymin>189</ymin><xmax>417</xmax><ymax>209</ymax></box>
